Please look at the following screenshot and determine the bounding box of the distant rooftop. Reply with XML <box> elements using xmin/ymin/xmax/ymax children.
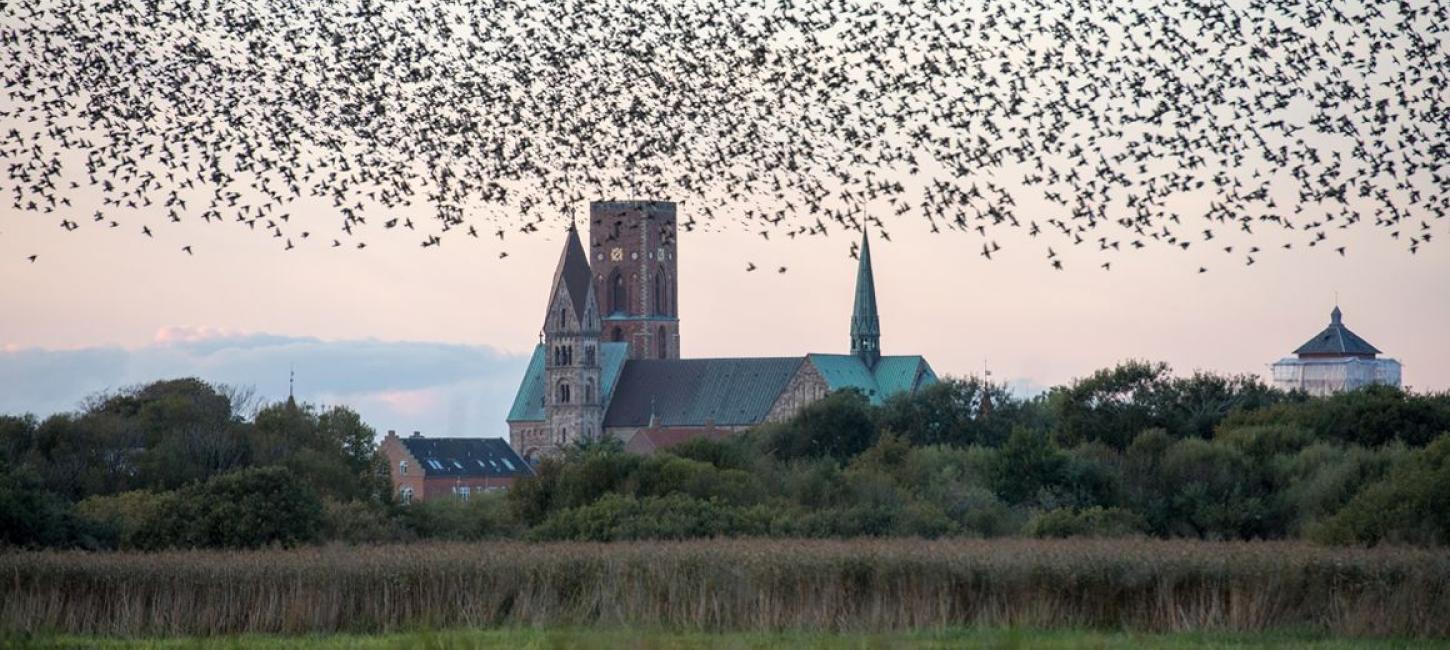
<box><xmin>1293</xmin><ymin>306</ymin><xmax>1381</xmax><ymax>358</ymax></box>
<box><xmin>400</xmin><ymin>435</ymin><xmax>533</xmax><ymax>478</ymax></box>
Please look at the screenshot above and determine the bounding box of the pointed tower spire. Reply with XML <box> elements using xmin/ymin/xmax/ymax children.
<box><xmin>546</xmin><ymin>223</ymin><xmax>594</xmax><ymax>330</ymax></box>
<box><xmin>850</xmin><ymin>227</ymin><xmax>881</xmax><ymax>368</ymax></box>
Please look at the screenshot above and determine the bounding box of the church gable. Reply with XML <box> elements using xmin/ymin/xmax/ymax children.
<box><xmin>805</xmin><ymin>354</ymin><xmax>937</xmax><ymax>405</ymax></box>
<box><xmin>765</xmin><ymin>358</ymin><xmax>829</xmax><ymax>423</ymax></box>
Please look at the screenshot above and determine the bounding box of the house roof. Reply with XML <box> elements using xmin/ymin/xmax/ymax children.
<box><xmin>603</xmin><ymin>357</ymin><xmax>804</xmax><ymax>427</ymax></box>
<box><xmin>506</xmin><ymin>342</ymin><xmax>630</xmax><ymax>422</ymax></box>
<box><xmin>400</xmin><ymin>437</ymin><xmax>533</xmax><ymax>478</ymax></box>
<box><xmin>807</xmin><ymin>354</ymin><xmax>937</xmax><ymax>405</ymax></box>
<box><xmin>625</xmin><ymin>428</ymin><xmax>731</xmax><ymax>455</ymax></box>
<box><xmin>1294</xmin><ymin>306</ymin><xmax>1381</xmax><ymax>357</ymax></box>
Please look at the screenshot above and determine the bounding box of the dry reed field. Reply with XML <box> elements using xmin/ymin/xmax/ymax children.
<box><xmin>2</xmin><ymin>539</ymin><xmax>1447</xmax><ymax>639</ymax></box>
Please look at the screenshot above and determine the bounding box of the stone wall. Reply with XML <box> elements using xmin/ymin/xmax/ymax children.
<box><xmin>764</xmin><ymin>359</ymin><xmax>829</xmax><ymax>423</ymax></box>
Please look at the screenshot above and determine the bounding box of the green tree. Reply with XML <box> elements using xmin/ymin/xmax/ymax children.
<box><xmin>876</xmin><ymin>377</ymin><xmax>1025</xmax><ymax>447</ymax></box>
<box><xmin>764</xmin><ymin>389</ymin><xmax>878</xmax><ymax>460</ymax></box>
<box><xmin>157</xmin><ymin>466</ymin><xmax>325</xmax><ymax>549</ymax></box>
<box><xmin>1050</xmin><ymin>361</ymin><xmax>1171</xmax><ymax>449</ymax></box>
<box><xmin>991</xmin><ymin>427</ymin><xmax>1065</xmax><ymax>504</ymax></box>
<box><xmin>1313</xmin><ymin>436</ymin><xmax>1450</xmax><ymax>546</ymax></box>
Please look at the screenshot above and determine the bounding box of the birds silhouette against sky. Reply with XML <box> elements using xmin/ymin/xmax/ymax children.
<box><xmin>0</xmin><ymin>0</ymin><xmax>1445</xmax><ymax>273</ymax></box>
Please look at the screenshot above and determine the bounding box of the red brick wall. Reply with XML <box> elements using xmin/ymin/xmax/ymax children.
<box><xmin>381</xmin><ymin>432</ymin><xmax>518</xmax><ymax>503</ymax></box>
<box><xmin>380</xmin><ymin>432</ymin><xmax>425</xmax><ymax>504</ymax></box>
<box><xmin>421</xmin><ymin>476</ymin><xmax>516</xmax><ymax>500</ymax></box>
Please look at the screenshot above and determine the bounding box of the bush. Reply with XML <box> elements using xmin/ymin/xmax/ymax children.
<box><xmin>991</xmin><ymin>427</ymin><xmax>1065</xmax><ymax>504</ymax></box>
<box><xmin>398</xmin><ymin>492</ymin><xmax>517</xmax><ymax>541</ymax></box>
<box><xmin>324</xmin><ymin>499</ymin><xmax>411</xmax><ymax>544</ymax></box>
<box><xmin>1223</xmin><ymin>385</ymin><xmax>1450</xmax><ymax>447</ymax></box>
<box><xmin>1025</xmin><ymin>506</ymin><xmax>1146</xmax><ymax>538</ymax></box>
<box><xmin>531</xmin><ymin>494</ymin><xmax>773</xmax><ymax>541</ymax></box>
<box><xmin>763</xmin><ymin>389</ymin><xmax>878</xmax><ymax>460</ymax></box>
<box><xmin>0</xmin><ymin>464</ymin><xmax>110</xmax><ymax>549</ymax></box>
<box><xmin>633</xmin><ymin>455</ymin><xmax>766</xmax><ymax>506</ymax></box>
<box><xmin>74</xmin><ymin>490</ymin><xmax>173</xmax><ymax>549</ymax></box>
<box><xmin>1279</xmin><ymin>442</ymin><xmax>1403</xmax><ymax>536</ymax></box>
<box><xmin>150</xmin><ymin>466</ymin><xmax>326</xmax><ymax>549</ymax></box>
<box><xmin>1312</xmin><ymin>436</ymin><xmax>1450</xmax><ymax>546</ymax></box>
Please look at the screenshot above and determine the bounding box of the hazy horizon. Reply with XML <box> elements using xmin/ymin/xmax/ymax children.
<box><xmin>4</xmin><ymin>197</ymin><xmax>1446</xmax><ymax>438</ymax></box>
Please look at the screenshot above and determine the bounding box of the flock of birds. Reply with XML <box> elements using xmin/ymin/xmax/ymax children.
<box><xmin>1</xmin><ymin>0</ymin><xmax>1446</xmax><ymax>273</ymax></box>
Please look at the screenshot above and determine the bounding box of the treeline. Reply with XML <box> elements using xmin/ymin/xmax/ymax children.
<box><xmin>0</xmin><ymin>379</ymin><xmax>389</xmax><ymax>549</ymax></box>
<box><xmin>512</xmin><ymin>362</ymin><xmax>1450</xmax><ymax>546</ymax></box>
<box><xmin>3</xmin><ymin>362</ymin><xmax>1449</xmax><ymax>550</ymax></box>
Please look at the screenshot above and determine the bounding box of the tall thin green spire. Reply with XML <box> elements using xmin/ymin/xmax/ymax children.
<box><xmin>850</xmin><ymin>228</ymin><xmax>881</xmax><ymax>368</ymax></box>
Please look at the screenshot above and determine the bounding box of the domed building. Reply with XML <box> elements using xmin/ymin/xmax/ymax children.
<box><xmin>1270</xmin><ymin>306</ymin><xmax>1401</xmax><ymax>396</ymax></box>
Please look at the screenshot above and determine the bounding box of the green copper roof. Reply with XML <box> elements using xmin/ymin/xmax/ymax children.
<box><xmin>850</xmin><ymin>229</ymin><xmax>881</xmax><ymax>367</ymax></box>
<box><xmin>505</xmin><ymin>342</ymin><xmax>630</xmax><ymax>422</ymax></box>
<box><xmin>505</xmin><ymin>346</ymin><xmax>545</xmax><ymax>422</ymax></box>
<box><xmin>807</xmin><ymin>354</ymin><xmax>936</xmax><ymax>405</ymax></box>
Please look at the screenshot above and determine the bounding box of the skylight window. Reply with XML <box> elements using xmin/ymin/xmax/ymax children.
<box><xmin>502</xmin><ymin>458</ymin><xmax>515</xmax><ymax>471</ymax></box>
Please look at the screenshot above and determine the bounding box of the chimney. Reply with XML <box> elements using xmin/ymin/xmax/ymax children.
<box><xmin>411</xmin><ymin>430</ymin><xmax>422</xmax><ymax>439</ymax></box>
<box><xmin>385</xmin><ymin>429</ymin><xmax>398</xmax><ymax>440</ymax></box>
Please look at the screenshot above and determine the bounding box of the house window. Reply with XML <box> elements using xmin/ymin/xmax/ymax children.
<box><xmin>455</xmin><ymin>485</ymin><xmax>470</xmax><ymax>501</ymax></box>
<box><xmin>585</xmin><ymin>346</ymin><xmax>595</xmax><ymax>366</ymax></box>
<box><xmin>653</xmin><ymin>271</ymin><xmax>664</xmax><ymax>315</ymax></box>
<box><xmin>585</xmin><ymin>378</ymin><xmax>595</xmax><ymax>403</ymax></box>
<box><xmin>399</xmin><ymin>486</ymin><xmax>414</xmax><ymax>505</ymax></box>
<box><xmin>610</xmin><ymin>270</ymin><xmax>627</xmax><ymax>314</ymax></box>
<box><xmin>557</xmin><ymin>382</ymin><xmax>571</xmax><ymax>403</ymax></box>
<box><xmin>657</xmin><ymin>326</ymin><xmax>668</xmax><ymax>359</ymax></box>
<box><xmin>399</xmin><ymin>460</ymin><xmax>408</xmax><ymax>476</ymax></box>
<box><xmin>612</xmin><ymin>326</ymin><xmax>624</xmax><ymax>342</ymax></box>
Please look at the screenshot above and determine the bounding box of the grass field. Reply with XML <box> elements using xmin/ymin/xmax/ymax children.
<box><xmin>12</xmin><ymin>627</ymin><xmax>1450</xmax><ymax>649</ymax></box>
<box><xmin>4</xmin><ymin>539</ymin><xmax>1449</xmax><ymax>639</ymax></box>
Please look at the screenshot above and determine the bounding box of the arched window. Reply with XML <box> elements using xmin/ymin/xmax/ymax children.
<box><xmin>612</xmin><ymin>326</ymin><xmax>624</xmax><ymax>342</ymax></box>
<box><xmin>653</xmin><ymin>270</ymin><xmax>665</xmax><ymax>315</ymax></box>
<box><xmin>557</xmin><ymin>382</ymin><xmax>571</xmax><ymax>404</ymax></box>
<box><xmin>610</xmin><ymin>270</ymin><xmax>627</xmax><ymax>314</ymax></box>
<box><xmin>585</xmin><ymin>378</ymin><xmax>595</xmax><ymax>403</ymax></box>
<box><xmin>585</xmin><ymin>345</ymin><xmax>596</xmax><ymax>366</ymax></box>
<box><xmin>657</xmin><ymin>326</ymin><xmax>668</xmax><ymax>359</ymax></box>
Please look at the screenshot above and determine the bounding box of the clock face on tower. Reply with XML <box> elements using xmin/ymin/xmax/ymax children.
<box><xmin>610</xmin><ymin>247</ymin><xmax>623</xmax><ymax>262</ymax></box>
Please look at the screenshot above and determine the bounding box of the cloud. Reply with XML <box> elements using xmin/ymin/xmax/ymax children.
<box><xmin>0</xmin><ymin>331</ymin><xmax>530</xmax><ymax>439</ymax></box>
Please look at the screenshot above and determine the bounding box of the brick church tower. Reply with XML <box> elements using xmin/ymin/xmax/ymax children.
<box><xmin>588</xmin><ymin>201</ymin><xmax>680</xmax><ymax>360</ymax></box>
<box><xmin>541</xmin><ymin>224</ymin><xmax>604</xmax><ymax>447</ymax></box>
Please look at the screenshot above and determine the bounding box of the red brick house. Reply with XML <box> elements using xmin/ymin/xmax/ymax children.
<box><xmin>380</xmin><ymin>431</ymin><xmax>533</xmax><ymax>504</ymax></box>
<box><xmin>624</xmin><ymin>425</ymin><xmax>731</xmax><ymax>455</ymax></box>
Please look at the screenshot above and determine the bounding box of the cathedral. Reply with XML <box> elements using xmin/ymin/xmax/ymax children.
<box><xmin>506</xmin><ymin>200</ymin><xmax>937</xmax><ymax>460</ymax></box>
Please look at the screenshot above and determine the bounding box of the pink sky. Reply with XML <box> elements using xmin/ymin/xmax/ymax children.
<box><xmin>3</xmin><ymin>192</ymin><xmax>1447</xmax><ymax>400</ymax></box>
